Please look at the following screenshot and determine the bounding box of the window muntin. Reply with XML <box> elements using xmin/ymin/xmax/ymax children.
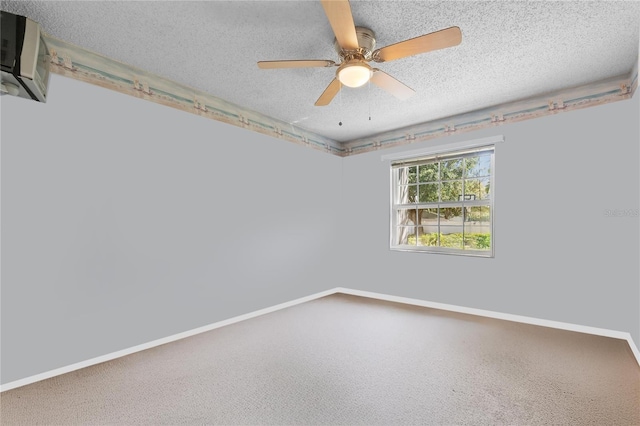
<box><xmin>390</xmin><ymin>146</ymin><xmax>494</xmax><ymax>256</ymax></box>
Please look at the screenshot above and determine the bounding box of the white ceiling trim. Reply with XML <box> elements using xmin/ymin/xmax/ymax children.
<box><xmin>44</xmin><ymin>34</ymin><xmax>637</xmax><ymax>158</ymax></box>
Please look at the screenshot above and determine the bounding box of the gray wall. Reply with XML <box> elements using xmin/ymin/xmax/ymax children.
<box><xmin>341</xmin><ymin>93</ymin><xmax>640</xmax><ymax>344</ymax></box>
<box><xmin>2</xmin><ymin>74</ymin><xmax>638</xmax><ymax>386</ymax></box>
<box><xmin>1</xmin><ymin>76</ymin><xmax>343</xmax><ymax>384</ymax></box>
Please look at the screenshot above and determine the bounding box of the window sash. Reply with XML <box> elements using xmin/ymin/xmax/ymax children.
<box><xmin>390</xmin><ymin>146</ymin><xmax>495</xmax><ymax>257</ymax></box>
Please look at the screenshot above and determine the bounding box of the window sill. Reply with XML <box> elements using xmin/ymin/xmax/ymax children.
<box><xmin>390</xmin><ymin>245</ymin><xmax>494</xmax><ymax>258</ymax></box>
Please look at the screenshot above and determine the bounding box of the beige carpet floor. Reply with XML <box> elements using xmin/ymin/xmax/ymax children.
<box><xmin>1</xmin><ymin>293</ymin><xmax>639</xmax><ymax>425</ymax></box>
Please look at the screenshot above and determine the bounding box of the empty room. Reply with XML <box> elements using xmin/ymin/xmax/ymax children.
<box><xmin>1</xmin><ymin>1</ymin><xmax>639</xmax><ymax>425</ymax></box>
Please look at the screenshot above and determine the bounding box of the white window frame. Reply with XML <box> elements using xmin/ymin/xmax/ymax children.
<box><xmin>383</xmin><ymin>136</ymin><xmax>503</xmax><ymax>257</ymax></box>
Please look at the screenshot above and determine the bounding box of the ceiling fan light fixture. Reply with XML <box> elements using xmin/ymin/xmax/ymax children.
<box><xmin>257</xmin><ymin>1</ymin><xmax>461</xmax><ymax>106</ymax></box>
<box><xmin>337</xmin><ymin>61</ymin><xmax>372</xmax><ymax>88</ymax></box>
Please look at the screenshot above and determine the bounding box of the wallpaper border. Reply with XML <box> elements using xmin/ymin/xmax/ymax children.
<box><xmin>44</xmin><ymin>35</ymin><xmax>637</xmax><ymax>158</ymax></box>
<box><xmin>343</xmin><ymin>69</ymin><xmax>637</xmax><ymax>155</ymax></box>
<box><xmin>44</xmin><ymin>35</ymin><xmax>344</xmax><ymax>156</ymax></box>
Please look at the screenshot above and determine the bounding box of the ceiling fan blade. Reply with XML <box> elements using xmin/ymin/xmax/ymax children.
<box><xmin>258</xmin><ymin>60</ymin><xmax>336</xmax><ymax>69</ymax></box>
<box><xmin>315</xmin><ymin>78</ymin><xmax>341</xmax><ymax>106</ymax></box>
<box><xmin>370</xmin><ymin>70</ymin><xmax>415</xmax><ymax>100</ymax></box>
<box><xmin>373</xmin><ymin>26</ymin><xmax>462</xmax><ymax>63</ymax></box>
<box><xmin>320</xmin><ymin>0</ymin><xmax>359</xmax><ymax>51</ymax></box>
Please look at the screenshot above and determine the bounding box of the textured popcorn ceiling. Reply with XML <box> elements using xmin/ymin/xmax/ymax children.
<box><xmin>3</xmin><ymin>1</ymin><xmax>639</xmax><ymax>142</ymax></box>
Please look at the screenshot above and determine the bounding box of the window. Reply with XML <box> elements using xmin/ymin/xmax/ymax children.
<box><xmin>390</xmin><ymin>144</ymin><xmax>495</xmax><ymax>257</ymax></box>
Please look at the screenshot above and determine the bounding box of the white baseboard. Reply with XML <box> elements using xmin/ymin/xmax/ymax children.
<box><xmin>334</xmin><ymin>287</ymin><xmax>640</xmax><ymax>368</ymax></box>
<box><xmin>0</xmin><ymin>288</ymin><xmax>337</xmax><ymax>393</ymax></box>
<box><xmin>2</xmin><ymin>287</ymin><xmax>638</xmax><ymax>392</ymax></box>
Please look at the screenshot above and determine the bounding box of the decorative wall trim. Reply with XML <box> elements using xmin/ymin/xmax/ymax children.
<box><xmin>2</xmin><ymin>286</ymin><xmax>638</xmax><ymax>392</ymax></box>
<box><xmin>630</xmin><ymin>58</ymin><xmax>638</xmax><ymax>96</ymax></box>
<box><xmin>43</xmin><ymin>35</ymin><xmax>344</xmax><ymax>156</ymax></box>
<box><xmin>343</xmin><ymin>69</ymin><xmax>638</xmax><ymax>156</ymax></box>
<box><xmin>44</xmin><ymin>34</ymin><xmax>637</xmax><ymax>158</ymax></box>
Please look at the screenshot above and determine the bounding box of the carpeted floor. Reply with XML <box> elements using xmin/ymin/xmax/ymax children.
<box><xmin>1</xmin><ymin>293</ymin><xmax>639</xmax><ymax>425</ymax></box>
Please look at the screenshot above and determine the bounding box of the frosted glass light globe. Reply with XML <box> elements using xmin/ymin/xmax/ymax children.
<box><xmin>338</xmin><ymin>61</ymin><xmax>372</xmax><ymax>88</ymax></box>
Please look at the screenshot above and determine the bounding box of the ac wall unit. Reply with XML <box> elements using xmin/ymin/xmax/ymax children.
<box><xmin>1</xmin><ymin>11</ymin><xmax>50</xmax><ymax>102</ymax></box>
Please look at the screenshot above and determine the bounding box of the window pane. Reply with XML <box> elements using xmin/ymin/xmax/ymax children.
<box><xmin>417</xmin><ymin>233</ymin><xmax>438</xmax><ymax>246</ymax></box>
<box><xmin>418</xmin><ymin>208</ymin><xmax>439</xmax><ymax>232</ymax></box>
<box><xmin>397</xmin><ymin>167</ymin><xmax>410</xmax><ymax>185</ymax></box>
<box><xmin>463</xmin><ymin>232</ymin><xmax>491</xmax><ymax>250</ymax></box>
<box><xmin>441</xmin><ymin>159</ymin><xmax>463</xmax><ymax>180</ymax></box>
<box><xmin>465</xmin><ymin>154</ymin><xmax>491</xmax><ymax>178</ymax></box>
<box><xmin>396</xmin><ymin>208</ymin><xmax>417</xmax><ymax>226</ymax></box>
<box><xmin>397</xmin><ymin>208</ymin><xmax>419</xmax><ymax>245</ymax></box>
<box><xmin>397</xmin><ymin>185</ymin><xmax>417</xmax><ymax>204</ymax></box>
<box><xmin>440</xmin><ymin>208</ymin><xmax>463</xmax><ymax>224</ymax></box>
<box><xmin>418</xmin><ymin>208</ymin><xmax>438</xmax><ymax>246</ymax></box>
<box><xmin>440</xmin><ymin>208</ymin><xmax>463</xmax><ymax>248</ymax></box>
<box><xmin>408</xmin><ymin>185</ymin><xmax>416</xmax><ymax>203</ymax></box>
<box><xmin>408</xmin><ymin>166</ymin><xmax>417</xmax><ymax>184</ymax></box>
<box><xmin>439</xmin><ymin>227</ymin><xmax>463</xmax><ymax>249</ymax></box>
<box><xmin>396</xmin><ymin>166</ymin><xmax>417</xmax><ymax>186</ymax></box>
<box><xmin>396</xmin><ymin>226</ymin><xmax>416</xmax><ymax>245</ymax></box>
<box><xmin>418</xmin><ymin>163</ymin><xmax>439</xmax><ymax>182</ymax></box>
<box><xmin>465</xmin><ymin>206</ymin><xmax>490</xmax><ymax>223</ymax></box>
<box><xmin>464</xmin><ymin>206</ymin><xmax>491</xmax><ymax>250</ymax></box>
<box><xmin>419</xmin><ymin>183</ymin><xmax>438</xmax><ymax>203</ymax></box>
<box><xmin>441</xmin><ymin>181</ymin><xmax>463</xmax><ymax>201</ymax></box>
<box><xmin>464</xmin><ymin>177</ymin><xmax>491</xmax><ymax>200</ymax></box>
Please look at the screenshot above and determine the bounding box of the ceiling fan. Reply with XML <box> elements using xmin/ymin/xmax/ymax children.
<box><xmin>257</xmin><ymin>0</ymin><xmax>462</xmax><ymax>106</ymax></box>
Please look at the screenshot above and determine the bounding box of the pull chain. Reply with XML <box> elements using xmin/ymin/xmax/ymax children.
<box><xmin>338</xmin><ymin>81</ymin><xmax>343</xmax><ymax>126</ymax></box>
<box><xmin>368</xmin><ymin>77</ymin><xmax>372</xmax><ymax>121</ymax></box>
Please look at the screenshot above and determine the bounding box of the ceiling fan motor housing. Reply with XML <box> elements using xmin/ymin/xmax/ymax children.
<box><xmin>334</xmin><ymin>26</ymin><xmax>376</xmax><ymax>61</ymax></box>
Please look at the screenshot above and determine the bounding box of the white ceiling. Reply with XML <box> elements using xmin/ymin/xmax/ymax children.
<box><xmin>3</xmin><ymin>1</ymin><xmax>639</xmax><ymax>143</ymax></box>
